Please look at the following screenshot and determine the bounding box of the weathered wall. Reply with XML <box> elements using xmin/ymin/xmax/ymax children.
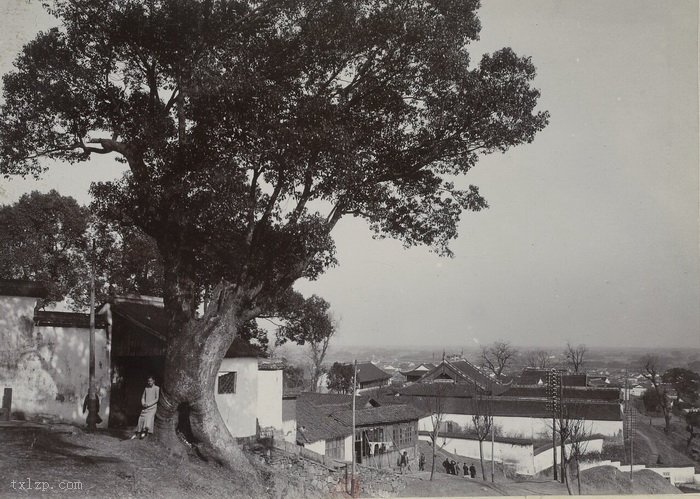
<box><xmin>257</xmin><ymin>369</ymin><xmax>283</xmax><ymax>431</ymax></box>
<box><xmin>216</xmin><ymin>357</ymin><xmax>258</xmax><ymax>437</ymax></box>
<box><xmin>0</xmin><ymin>296</ymin><xmax>110</xmax><ymax>426</ymax></box>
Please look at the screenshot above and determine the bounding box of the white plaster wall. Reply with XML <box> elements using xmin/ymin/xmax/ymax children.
<box><xmin>419</xmin><ymin>413</ymin><xmax>621</xmax><ymax>439</ymax></box>
<box><xmin>306</xmin><ymin>439</ymin><xmax>326</xmax><ymax>455</ymax></box>
<box><xmin>647</xmin><ymin>466</ymin><xmax>695</xmax><ymax>485</ymax></box>
<box><xmin>0</xmin><ymin>297</ymin><xmax>110</xmax><ymax>427</ymax></box>
<box><xmin>419</xmin><ymin>433</ymin><xmax>535</xmax><ymax>475</ymax></box>
<box><xmin>216</xmin><ymin>357</ymin><xmax>258</xmax><ymax>437</ymax></box>
<box><xmin>343</xmin><ymin>434</ymin><xmax>353</xmax><ymax>462</ymax></box>
<box><xmin>282</xmin><ymin>418</ymin><xmax>297</xmax><ymax>443</ymax></box>
<box><xmin>533</xmin><ymin>439</ymin><xmax>604</xmax><ymax>473</ymax></box>
<box><xmin>257</xmin><ymin>369</ymin><xmax>283</xmax><ymax>431</ymax></box>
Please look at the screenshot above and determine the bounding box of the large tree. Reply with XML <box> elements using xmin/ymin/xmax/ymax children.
<box><xmin>0</xmin><ymin>0</ymin><xmax>548</xmax><ymax>469</ymax></box>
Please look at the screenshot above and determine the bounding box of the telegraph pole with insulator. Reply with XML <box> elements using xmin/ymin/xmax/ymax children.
<box><xmin>546</xmin><ymin>368</ymin><xmax>559</xmax><ymax>481</ymax></box>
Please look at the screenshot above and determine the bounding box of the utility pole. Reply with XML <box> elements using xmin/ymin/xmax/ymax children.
<box><xmin>351</xmin><ymin>360</ymin><xmax>358</xmax><ymax>497</ymax></box>
<box><xmin>560</xmin><ymin>371</ymin><xmax>565</xmax><ymax>484</ymax></box>
<box><xmin>547</xmin><ymin>368</ymin><xmax>558</xmax><ymax>481</ymax></box>
<box><xmin>86</xmin><ymin>239</ymin><xmax>98</xmax><ymax>431</ymax></box>
<box><xmin>490</xmin><ymin>419</ymin><xmax>495</xmax><ymax>482</ymax></box>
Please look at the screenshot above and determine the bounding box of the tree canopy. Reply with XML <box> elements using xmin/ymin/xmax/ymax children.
<box><xmin>1</xmin><ymin>0</ymin><xmax>548</xmax><ymax>318</ymax></box>
<box><xmin>0</xmin><ymin>189</ymin><xmax>162</xmax><ymax>307</ymax></box>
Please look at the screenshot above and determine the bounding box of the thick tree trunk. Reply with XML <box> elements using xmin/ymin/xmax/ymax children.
<box><xmin>152</xmin><ymin>269</ymin><xmax>261</xmax><ymax>486</ymax></box>
<box><xmin>155</xmin><ymin>315</ymin><xmax>256</xmax><ymax>475</ymax></box>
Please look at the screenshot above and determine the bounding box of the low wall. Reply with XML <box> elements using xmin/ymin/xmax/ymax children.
<box><xmin>419</xmin><ymin>433</ymin><xmax>535</xmax><ymax>475</ymax></box>
<box><xmin>533</xmin><ymin>439</ymin><xmax>604</xmax><ymax>474</ymax></box>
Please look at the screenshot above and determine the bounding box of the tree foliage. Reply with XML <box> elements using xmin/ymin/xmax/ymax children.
<box><xmin>276</xmin><ymin>294</ymin><xmax>335</xmax><ymax>392</ymax></box>
<box><xmin>327</xmin><ymin>362</ymin><xmax>353</xmax><ymax>394</ymax></box>
<box><xmin>662</xmin><ymin>367</ymin><xmax>700</xmax><ymax>404</ymax></box>
<box><xmin>0</xmin><ymin>190</ymin><xmax>163</xmax><ymax>307</ymax></box>
<box><xmin>0</xmin><ymin>190</ymin><xmax>87</xmax><ymax>305</ymax></box>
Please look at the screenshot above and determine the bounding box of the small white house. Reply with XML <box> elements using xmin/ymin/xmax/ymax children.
<box><xmin>213</xmin><ymin>341</ymin><xmax>285</xmax><ymax>439</ymax></box>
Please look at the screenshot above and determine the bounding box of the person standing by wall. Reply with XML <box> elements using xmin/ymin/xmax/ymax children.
<box><xmin>131</xmin><ymin>376</ymin><xmax>159</xmax><ymax>439</ymax></box>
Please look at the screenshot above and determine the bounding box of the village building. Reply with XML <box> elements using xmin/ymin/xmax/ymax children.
<box><xmin>296</xmin><ymin>392</ymin><xmax>424</xmax><ymax>468</ymax></box>
<box><xmin>399</xmin><ymin>363</ymin><xmax>436</xmax><ymax>383</ymax></box>
<box><xmin>98</xmin><ymin>294</ymin><xmax>284</xmax><ymax>439</ymax></box>
<box><xmin>0</xmin><ymin>281</ymin><xmax>284</xmax><ymax>439</ymax></box>
<box><xmin>413</xmin><ymin>357</ymin><xmax>496</xmax><ymax>391</ymax></box>
<box><xmin>374</xmin><ymin>382</ymin><xmax>624</xmax><ymax>440</ymax></box>
<box><xmin>355</xmin><ymin>362</ymin><xmax>392</xmax><ymax>392</ymax></box>
<box><xmin>0</xmin><ymin>280</ymin><xmax>110</xmax><ymax>426</ymax></box>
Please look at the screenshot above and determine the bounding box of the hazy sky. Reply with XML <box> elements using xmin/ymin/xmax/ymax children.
<box><xmin>1</xmin><ymin>0</ymin><xmax>698</xmax><ymax>350</ymax></box>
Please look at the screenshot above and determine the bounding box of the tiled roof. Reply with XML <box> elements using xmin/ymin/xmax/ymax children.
<box><xmin>331</xmin><ymin>404</ymin><xmax>426</xmax><ymax>427</ymax></box>
<box><xmin>419</xmin><ymin>359</ymin><xmax>495</xmax><ymax>389</ymax></box>
<box><xmin>449</xmin><ymin>360</ymin><xmax>493</xmax><ymax>388</ymax></box>
<box><xmin>296</xmin><ymin>397</ymin><xmax>350</xmax><ymax>443</ymax></box>
<box><xmin>397</xmin><ymin>395</ymin><xmax>622</xmax><ymax>421</ymax></box>
<box><xmin>499</xmin><ymin>385</ymin><xmax>621</xmax><ymax>402</ymax></box>
<box><xmin>396</xmin><ymin>382</ymin><xmax>480</xmax><ymax>398</ymax></box>
<box><xmin>296</xmin><ymin>393</ymin><xmax>424</xmax><ymax>444</ymax></box>
<box><xmin>356</xmin><ymin>362</ymin><xmax>391</xmax><ymax>383</ymax></box>
<box><xmin>517</xmin><ymin>368</ymin><xmax>587</xmax><ymax>387</ymax></box>
<box><xmin>0</xmin><ymin>279</ymin><xmax>48</xmax><ymax>298</ymax></box>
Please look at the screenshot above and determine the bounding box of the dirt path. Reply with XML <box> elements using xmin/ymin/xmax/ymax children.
<box><xmin>398</xmin><ymin>471</ymin><xmax>568</xmax><ymax>497</ymax></box>
<box><xmin>634</xmin><ymin>428</ymin><xmax>659</xmax><ymax>465</ymax></box>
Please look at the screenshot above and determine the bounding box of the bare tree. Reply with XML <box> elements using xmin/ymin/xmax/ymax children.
<box><xmin>471</xmin><ymin>383</ymin><xmax>493</xmax><ymax>480</ymax></box>
<box><xmin>564</xmin><ymin>342</ymin><xmax>587</xmax><ymax>374</ymax></box>
<box><xmin>481</xmin><ymin>341</ymin><xmax>517</xmax><ymax>379</ymax></box>
<box><xmin>640</xmin><ymin>355</ymin><xmax>672</xmax><ymax>433</ymax></box>
<box><xmin>567</xmin><ymin>416</ymin><xmax>592</xmax><ymax>495</ymax></box>
<box><xmin>526</xmin><ymin>350</ymin><xmax>551</xmax><ymax>369</ymax></box>
<box><xmin>426</xmin><ymin>383</ymin><xmax>448</xmax><ymax>481</ymax></box>
<box><xmin>554</xmin><ymin>401</ymin><xmax>593</xmax><ymax>495</ymax></box>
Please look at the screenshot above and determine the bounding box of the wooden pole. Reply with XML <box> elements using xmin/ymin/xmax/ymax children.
<box><xmin>86</xmin><ymin>239</ymin><xmax>98</xmax><ymax>431</ymax></box>
<box><xmin>351</xmin><ymin>360</ymin><xmax>358</xmax><ymax>496</ymax></box>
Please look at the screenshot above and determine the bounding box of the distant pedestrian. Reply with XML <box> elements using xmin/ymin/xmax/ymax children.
<box><xmin>443</xmin><ymin>458</ymin><xmax>450</xmax><ymax>473</ymax></box>
<box><xmin>419</xmin><ymin>453</ymin><xmax>425</xmax><ymax>471</ymax></box>
<box><xmin>400</xmin><ymin>451</ymin><xmax>408</xmax><ymax>474</ymax></box>
<box><xmin>469</xmin><ymin>463</ymin><xmax>476</xmax><ymax>479</ymax></box>
<box><xmin>131</xmin><ymin>376</ymin><xmax>159</xmax><ymax>439</ymax></box>
<box><xmin>463</xmin><ymin>462</ymin><xmax>468</xmax><ymax>477</ymax></box>
<box><xmin>453</xmin><ymin>460</ymin><xmax>459</xmax><ymax>476</ymax></box>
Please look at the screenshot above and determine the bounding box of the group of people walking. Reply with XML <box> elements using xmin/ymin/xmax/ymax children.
<box><xmin>443</xmin><ymin>458</ymin><xmax>476</xmax><ymax>478</ymax></box>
